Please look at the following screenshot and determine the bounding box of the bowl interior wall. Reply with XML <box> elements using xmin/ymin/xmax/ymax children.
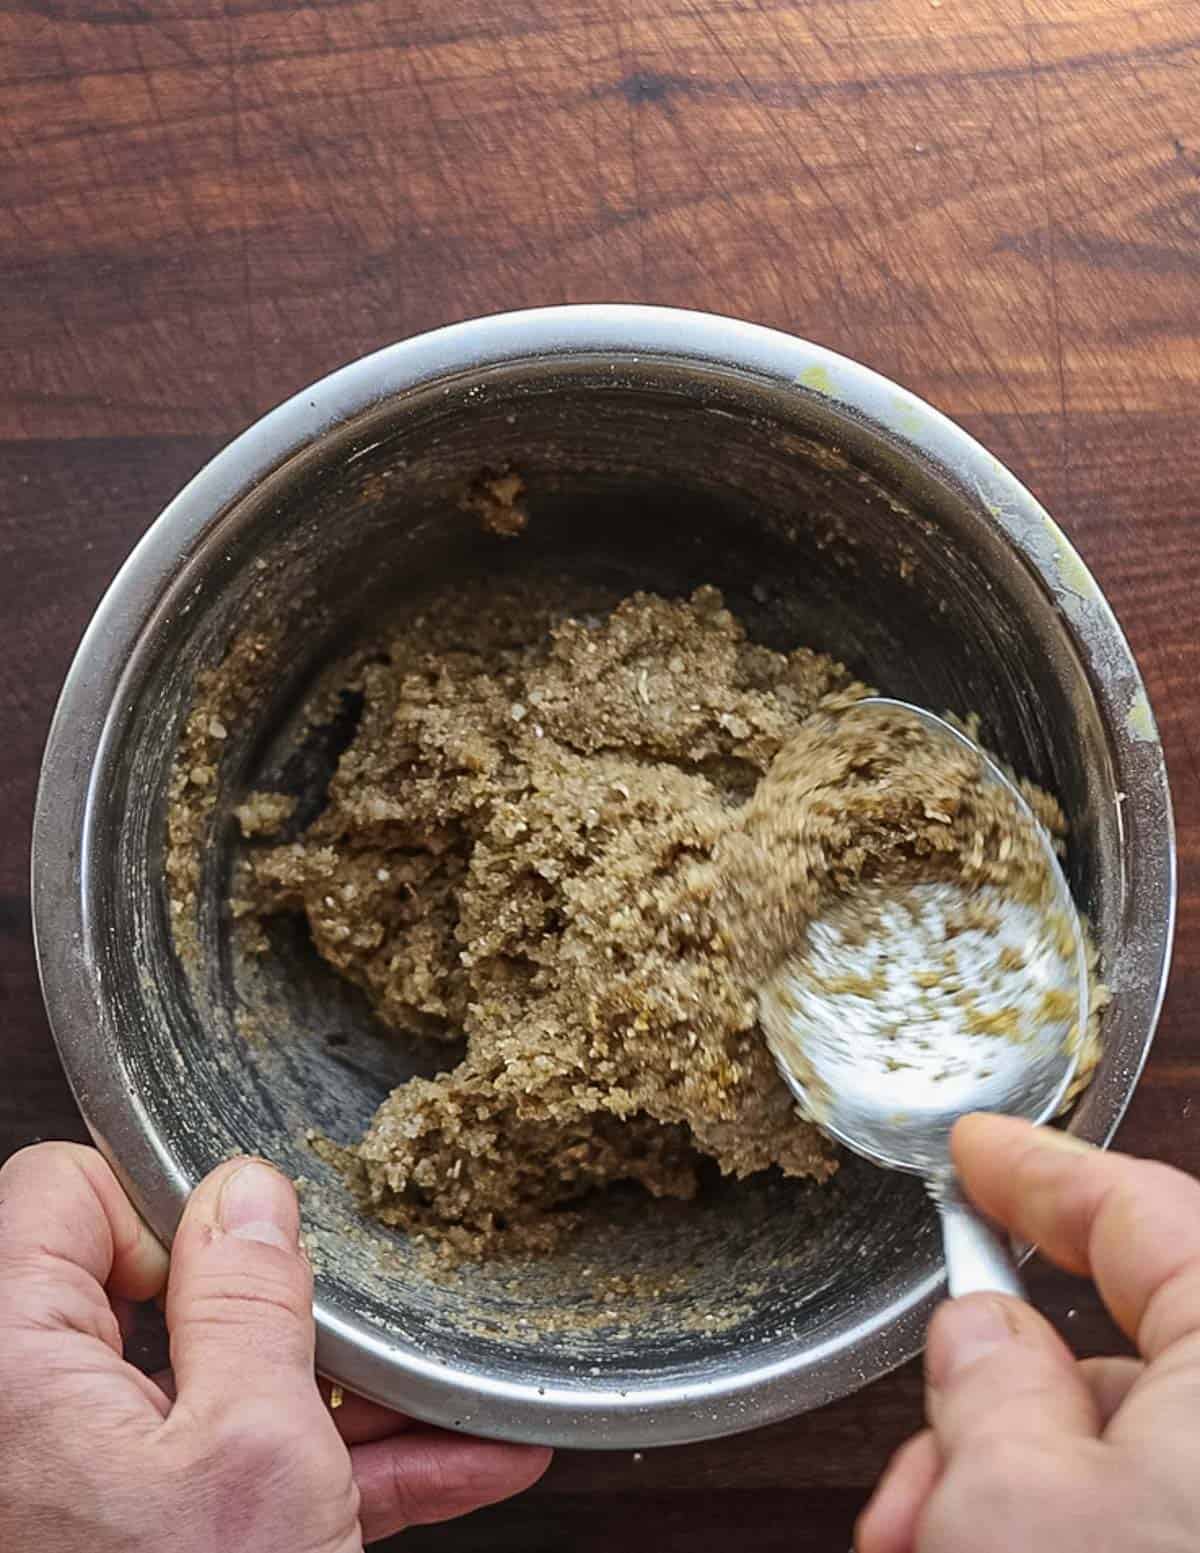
<box><xmin>94</xmin><ymin>362</ymin><xmax>1120</xmax><ymax>1395</ymax></box>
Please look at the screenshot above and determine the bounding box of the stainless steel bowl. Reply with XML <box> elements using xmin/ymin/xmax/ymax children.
<box><xmin>32</xmin><ymin>306</ymin><xmax>1175</xmax><ymax>1448</ymax></box>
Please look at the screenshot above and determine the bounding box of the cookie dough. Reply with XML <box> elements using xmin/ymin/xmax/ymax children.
<box><xmin>232</xmin><ymin>585</ymin><xmax>1094</xmax><ymax>1255</ymax></box>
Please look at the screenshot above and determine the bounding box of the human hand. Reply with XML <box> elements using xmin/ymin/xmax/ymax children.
<box><xmin>856</xmin><ymin>1113</ymin><xmax>1200</xmax><ymax>1552</ymax></box>
<box><xmin>0</xmin><ymin>1144</ymin><xmax>550</xmax><ymax>1550</ymax></box>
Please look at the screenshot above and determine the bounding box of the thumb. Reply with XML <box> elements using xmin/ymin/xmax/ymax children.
<box><xmin>925</xmin><ymin>1292</ymin><xmax>1099</xmax><ymax>1455</ymax></box>
<box><xmin>165</xmin><ymin>1157</ymin><xmax>317</xmax><ymax>1416</ymax></box>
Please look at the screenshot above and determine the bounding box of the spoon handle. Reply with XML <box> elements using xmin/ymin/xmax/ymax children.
<box><xmin>930</xmin><ymin>1175</ymin><xmax>1025</xmax><ymax>1299</ymax></box>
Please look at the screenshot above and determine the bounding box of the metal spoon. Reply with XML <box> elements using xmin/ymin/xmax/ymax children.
<box><xmin>759</xmin><ymin>698</ymin><xmax>1089</xmax><ymax>1298</ymax></box>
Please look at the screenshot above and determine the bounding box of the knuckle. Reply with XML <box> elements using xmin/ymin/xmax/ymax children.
<box><xmin>0</xmin><ymin>1140</ymin><xmax>89</xmax><ymax>1182</ymax></box>
<box><xmin>212</xmin><ymin>1402</ymin><xmax>300</xmax><ymax>1467</ymax></box>
<box><xmin>1139</xmin><ymin>1260</ymin><xmax>1200</xmax><ymax>1357</ymax></box>
<box><xmin>1109</xmin><ymin>1160</ymin><xmax>1200</xmax><ymax>1238</ymax></box>
<box><xmin>954</xmin><ymin>1438</ymin><xmax>1062</xmax><ymax>1509</ymax></box>
<box><xmin>0</xmin><ymin>1253</ymin><xmax>122</xmax><ymax>1353</ymax></box>
<box><xmin>0</xmin><ymin>1144</ymin><xmax>108</xmax><ymax>1218</ymax></box>
<box><xmin>199</xmin><ymin>1401</ymin><xmax>312</xmax><ymax>1475</ymax></box>
<box><xmin>181</xmin><ymin>1257</ymin><xmax>312</xmax><ymax>1329</ymax></box>
<box><xmin>192</xmin><ymin>1399</ymin><xmax>353</xmax><ymax>1512</ymax></box>
<box><xmin>174</xmin><ymin>1293</ymin><xmax>312</xmax><ymax>1375</ymax></box>
<box><xmin>1017</xmin><ymin>1138</ymin><xmax>1089</xmax><ymax>1209</ymax></box>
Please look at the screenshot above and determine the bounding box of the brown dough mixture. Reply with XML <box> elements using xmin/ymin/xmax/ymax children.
<box><xmin>232</xmin><ymin>585</ymin><xmax>1094</xmax><ymax>1255</ymax></box>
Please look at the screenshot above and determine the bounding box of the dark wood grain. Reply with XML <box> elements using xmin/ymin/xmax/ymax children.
<box><xmin>2</xmin><ymin>2</ymin><xmax>1198</xmax><ymax>1548</ymax></box>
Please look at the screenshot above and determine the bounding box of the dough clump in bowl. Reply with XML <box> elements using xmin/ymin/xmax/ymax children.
<box><xmin>224</xmin><ymin>584</ymin><xmax>1098</xmax><ymax>1255</ymax></box>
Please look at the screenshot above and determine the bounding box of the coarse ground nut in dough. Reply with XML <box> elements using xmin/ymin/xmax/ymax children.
<box><xmin>230</xmin><ymin>585</ymin><xmax>1101</xmax><ymax>1256</ymax></box>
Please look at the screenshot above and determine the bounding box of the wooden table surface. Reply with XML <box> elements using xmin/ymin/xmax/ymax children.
<box><xmin>3</xmin><ymin>1</ymin><xmax>1198</xmax><ymax>1548</ymax></box>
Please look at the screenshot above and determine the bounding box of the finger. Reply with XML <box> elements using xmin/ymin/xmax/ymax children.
<box><xmin>855</xmin><ymin>1430</ymin><xmax>940</xmax><ymax>1553</ymax></box>
<box><xmin>925</xmin><ymin>1293</ymin><xmax>1099</xmax><ymax>1454</ymax></box>
<box><xmin>318</xmin><ymin>1380</ymin><xmax>416</xmax><ymax>1446</ymax></box>
<box><xmin>844</xmin><ymin>1360</ymin><xmax>1130</xmax><ymax>1553</ymax></box>
<box><xmin>151</xmin><ymin>1367</ymin><xmax>177</xmax><ymax>1402</ymax></box>
<box><xmin>352</xmin><ymin>1430</ymin><xmax>551</xmax><ymax>1542</ymax></box>
<box><xmin>1078</xmin><ymin>1356</ymin><xmax>1143</xmax><ymax>1427</ymax></box>
<box><xmin>952</xmin><ymin>1115</ymin><xmax>1200</xmax><ymax>1359</ymax></box>
<box><xmin>166</xmin><ymin>1157</ymin><xmax>317</xmax><ymax>1416</ymax></box>
<box><xmin>112</xmin><ymin>1296</ymin><xmax>141</xmax><ymax>1347</ymax></box>
<box><xmin>0</xmin><ymin>1143</ymin><xmax>169</xmax><ymax>1348</ymax></box>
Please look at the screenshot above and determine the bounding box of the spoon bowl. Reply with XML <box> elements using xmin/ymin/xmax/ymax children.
<box><xmin>761</xmin><ymin>698</ymin><xmax>1090</xmax><ymax>1294</ymax></box>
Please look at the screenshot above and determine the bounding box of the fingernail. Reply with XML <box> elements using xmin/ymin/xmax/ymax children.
<box><xmin>218</xmin><ymin>1160</ymin><xmax>299</xmax><ymax>1250</ymax></box>
<box><xmin>928</xmin><ymin>1295</ymin><xmax>1019</xmax><ymax>1387</ymax></box>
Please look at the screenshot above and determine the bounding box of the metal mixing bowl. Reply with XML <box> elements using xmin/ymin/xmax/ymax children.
<box><xmin>33</xmin><ymin>306</ymin><xmax>1175</xmax><ymax>1448</ymax></box>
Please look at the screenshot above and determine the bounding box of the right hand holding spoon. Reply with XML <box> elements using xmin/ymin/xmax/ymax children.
<box><xmin>856</xmin><ymin>1113</ymin><xmax>1200</xmax><ymax>1553</ymax></box>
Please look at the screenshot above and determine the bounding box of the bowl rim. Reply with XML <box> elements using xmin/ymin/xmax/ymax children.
<box><xmin>32</xmin><ymin>304</ymin><xmax>1176</xmax><ymax>1446</ymax></box>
